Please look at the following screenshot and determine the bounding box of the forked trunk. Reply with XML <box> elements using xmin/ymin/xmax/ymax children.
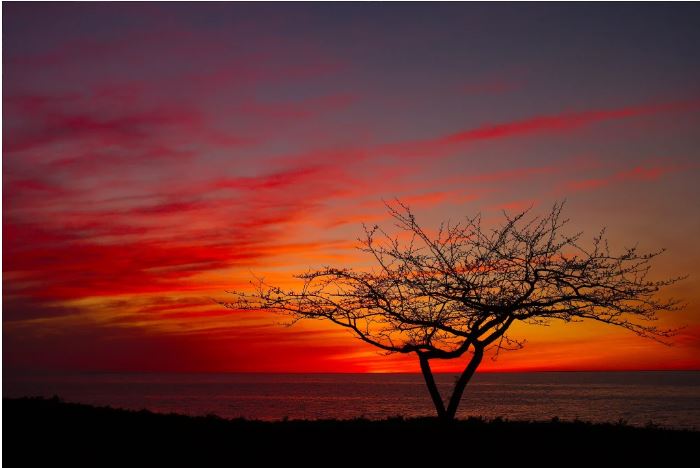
<box><xmin>419</xmin><ymin>347</ymin><xmax>485</xmax><ymax>420</ymax></box>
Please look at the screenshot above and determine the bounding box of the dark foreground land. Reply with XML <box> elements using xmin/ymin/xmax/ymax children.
<box><xmin>4</xmin><ymin>397</ymin><xmax>698</xmax><ymax>464</ymax></box>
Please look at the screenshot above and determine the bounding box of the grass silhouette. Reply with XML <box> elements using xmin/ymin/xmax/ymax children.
<box><xmin>5</xmin><ymin>396</ymin><xmax>698</xmax><ymax>463</ymax></box>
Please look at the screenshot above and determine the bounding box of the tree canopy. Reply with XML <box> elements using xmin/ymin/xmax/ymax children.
<box><xmin>224</xmin><ymin>201</ymin><xmax>684</xmax><ymax>419</ymax></box>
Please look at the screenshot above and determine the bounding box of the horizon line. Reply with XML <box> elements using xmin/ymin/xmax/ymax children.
<box><xmin>5</xmin><ymin>368</ymin><xmax>700</xmax><ymax>375</ymax></box>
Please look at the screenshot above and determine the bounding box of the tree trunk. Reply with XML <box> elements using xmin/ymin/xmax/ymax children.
<box><xmin>418</xmin><ymin>347</ymin><xmax>484</xmax><ymax>420</ymax></box>
<box><xmin>445</xmin><ymin>347</ymin><xmax>484</xmax><ymax>420</ymax></box>
<box><xmin>418</xmin><ymin>355</ymin><xmax>446</xmax><ymax>418</ymax></box>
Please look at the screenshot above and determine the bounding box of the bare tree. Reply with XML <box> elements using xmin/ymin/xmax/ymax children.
<box><xmin>223</xmin><ymin>201</ymin><xmax>684</xmax><ymax>420</ymax></box>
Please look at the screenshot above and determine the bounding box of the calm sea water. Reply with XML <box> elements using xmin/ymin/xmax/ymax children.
<box><xmin>4</xmin><ymin>371</ymin><xmax>699</xmax><ymax>429</ymax></box>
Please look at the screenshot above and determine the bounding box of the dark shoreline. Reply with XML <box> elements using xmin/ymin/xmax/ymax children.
<box><xmin>4</xmin><ymin>396</ymin><xmax>698</xmax><ymax>463</ymax></box>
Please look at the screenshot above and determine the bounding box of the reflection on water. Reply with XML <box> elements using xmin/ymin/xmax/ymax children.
<box><xmin>4</xmin><ymin>371</ymin><xmax>699</xmax><ymax>428</ymax></box>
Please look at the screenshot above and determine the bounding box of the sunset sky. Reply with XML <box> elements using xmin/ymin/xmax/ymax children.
<box><xmin>4</xmin><ymin>3</ymin><xmax>700</xmax><ymax>373</ymax></box>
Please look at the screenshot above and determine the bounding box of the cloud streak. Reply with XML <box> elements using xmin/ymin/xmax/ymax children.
<box><xmin>380</xmin><ymin>99</ymin><xmax>700</xmax><ymax>158</ymax></box>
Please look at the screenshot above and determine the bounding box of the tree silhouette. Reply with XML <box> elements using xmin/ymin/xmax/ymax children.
<box><xmin>223</xmin><ymin>201</ymin><xmax>684</xmax><ymax>420</ymax></box>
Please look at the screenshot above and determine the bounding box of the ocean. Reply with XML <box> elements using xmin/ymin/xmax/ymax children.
<box><xmin>4</xmin><ymin>371</ymin><xmax>699</xmax><ymax>429</ymax></box>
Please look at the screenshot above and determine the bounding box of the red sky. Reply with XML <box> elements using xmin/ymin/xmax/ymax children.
<box><xmin>4</xmin><ymin>3</ymin><xmax>700</xmax><ymax>373</ymax></box>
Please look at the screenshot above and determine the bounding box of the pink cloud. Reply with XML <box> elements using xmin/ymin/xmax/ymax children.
<box><xmin>4</xmin><ymin>89</ymin><xmax>257</xmax><ymax>157</ymax></box>
<box><xmin>562</xmin><ymin>163</ymin><xmax>689</xmax><ymax>193</ymax></box>
<box><xmin>379</xmin><ymin>98</ymin><xmax>700</xmax><ymax>158</ymax></box>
